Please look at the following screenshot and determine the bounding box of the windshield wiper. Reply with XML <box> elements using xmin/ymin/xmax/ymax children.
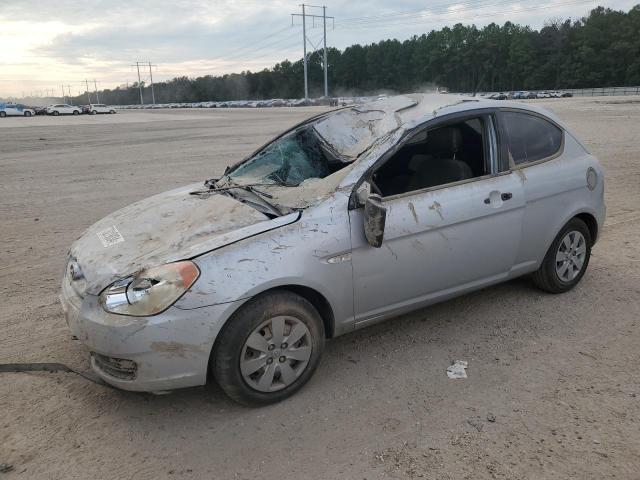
<box><xmin>191</xmin><ymin>178</ymin><xmax>284</xmax><ymax>217</ymax></box>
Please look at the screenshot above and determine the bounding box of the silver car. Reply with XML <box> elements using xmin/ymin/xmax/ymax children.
<box><xmin>60</xmin><ymin>94</ymin><xmax>605</xmax><ymax>405</ymax></box>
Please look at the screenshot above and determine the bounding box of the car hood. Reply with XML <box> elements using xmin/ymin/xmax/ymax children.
<box><xmin>70</xmin><ymin>182</ymin><xmax>299</xmax><ymax>295</ymax></box>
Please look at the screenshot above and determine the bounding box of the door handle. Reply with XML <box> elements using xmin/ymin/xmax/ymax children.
<box><xmin>484</xmin><ymin>191</ymin><xmax>513</xmax><ymax>205</ymax></box>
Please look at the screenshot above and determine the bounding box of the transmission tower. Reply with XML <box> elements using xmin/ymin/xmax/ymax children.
<box><xmin>291</xmin><ymin>4</ymin><xmax>334</xmax><ymax>100</ymax></box>
<box><xmin>131</xmin><ymin>61</ymin><xmax>157</xmax><ymax>105</ymax></box>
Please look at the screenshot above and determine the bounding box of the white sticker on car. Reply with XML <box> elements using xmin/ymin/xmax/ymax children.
<box><xmin>96</xmin><ymin>225</ymin><xmax>124</xmax><ymax>247</ymax></box>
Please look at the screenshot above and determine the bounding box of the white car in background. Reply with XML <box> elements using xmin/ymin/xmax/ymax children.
<box><xmin>84</xmin><ymin>104</ymin><xmax>117</xmax><ymax>115</ymax></box>
<box><xmin>0</xmin><ymin>103</ymin><xmax>35</xmax><ymax>117</ymax></box>
<box><xmin>46</xmin><ymin>104</ymin><xmax>81</xmax><ymax>115</ymax></box>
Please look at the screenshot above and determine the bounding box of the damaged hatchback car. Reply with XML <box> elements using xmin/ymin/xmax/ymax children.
<box><xmin>61</xmin><ymin>94</ymin><xmax>605</xmax><ymax>405</ymax></box>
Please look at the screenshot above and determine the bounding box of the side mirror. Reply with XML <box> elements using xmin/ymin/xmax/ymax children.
<box><xmin>355</xmin><ymin>182</ymin><xmax>371</xmax><ymax>207</ymax></box>
<box><xmin>364</xmin><ymin>194</ymin><xmax>387</xmax><ymax>248</ymax></box>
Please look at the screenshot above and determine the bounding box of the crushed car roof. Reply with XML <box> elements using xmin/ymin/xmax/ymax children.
<box><xmin>313</xmin><ymin>93</ymin><xmax>566</xmax><ymax>162</ymax></box>
<box><xmin>313</xmin><ymin>94</ymin><xmax>479</xmax><ymax>161</ymax></box>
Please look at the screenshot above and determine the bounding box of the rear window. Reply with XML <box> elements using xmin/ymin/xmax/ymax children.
<box><xmin>501</xmin><ymin>111</ymin><xmax>563</xmax><ymax>165</ymax></box>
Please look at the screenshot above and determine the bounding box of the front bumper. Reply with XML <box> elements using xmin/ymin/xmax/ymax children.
<box><xmin>60</xmin><ymin>279</ymin><xmax>244</xmax><ymax>392</ymax></box>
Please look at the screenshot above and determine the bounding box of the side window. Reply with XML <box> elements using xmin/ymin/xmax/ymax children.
<box><xmin>501</xmin><ymin>111</ymin><xmax>563</xmax><ymax>166</ymax></box>
<box><xmin>372</xmin><ymin>117</ymin><xmax>489</xmax><ymax>197</ymax></box>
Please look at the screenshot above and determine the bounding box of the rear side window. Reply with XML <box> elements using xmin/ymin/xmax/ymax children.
<box><xmin>501</xmin><ymin>111</ymin><xmax>563</xmax><ymax>165</ymax></box>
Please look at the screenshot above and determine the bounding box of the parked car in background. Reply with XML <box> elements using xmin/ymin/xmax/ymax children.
<box><xmin>536</xmin><ymin>92</ymin><xmax>551</xmax><ymax>99</ymax></box>
<box><xmin>0</xmin><ymin>103</ymin><xmax>35</xmax><ymax>117</ymax></box>
<box><xmin>488</xmin><ymin>92</ymin><xmax>508</xmax><ymax>100</ymax></box>
<box><xmin>46</xmin><ymin>104</ymin><xmax>81</xmax><ymax>115</ymax></box>
<box><xmin>561</xmin><ymin>92</ymin><xmax>573</xmax><ymax>98</ymax></box>
<box><xmin>34</xmin><ymin>106</ymin><xmax>48</xmax><ymax>115</ymax></box>
<box><xmin>82</xmin><ymin>104</ymin><xmax>117</xmax><ymax>114</ymax></box>
<box><xmin>61</xmin><ymin>94</ymin><xmax>605</xmax><ymax>406</ymax></box>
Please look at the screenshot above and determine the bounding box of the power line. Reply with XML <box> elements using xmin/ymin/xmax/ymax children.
<box><xmin>335</xmin><ymin>0</ymin><xmax>598</xmax><ymax>29</ymax></box>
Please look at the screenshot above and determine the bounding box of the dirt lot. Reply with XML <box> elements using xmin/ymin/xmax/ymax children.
<box><xmin>1</xmin><ymin>98</ymin><xmax>639</xmax><ymax>479</ymax></box>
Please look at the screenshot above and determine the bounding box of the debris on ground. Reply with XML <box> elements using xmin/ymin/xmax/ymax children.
<box><xmin>467</xmin><ymin>418</ymin><xmax>484</xmax><ymax>432</ymax></box>
<box><xmin>0</xmin><ymin>464</ymin><xmax>14</xmax><ymax>474</ymax></box>
<box><xmin>446</xmin><ymin>360</ymin><xmax>468</xmax><ymax>379</ymax></box>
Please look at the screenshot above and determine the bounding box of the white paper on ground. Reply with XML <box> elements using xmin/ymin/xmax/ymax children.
<box><xmin>446</xmin><ymin>360</ymin><xmax>468</xmax><ymax>379</ymax></box>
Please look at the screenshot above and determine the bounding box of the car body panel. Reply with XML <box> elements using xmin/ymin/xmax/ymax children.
<box><xmin>349</xmin><ymin>171</ymin><xmax>525</xmax><ymax>325</ymax></box>
<box><xmin>61</xmin><ymin>275</ymin><xmax>244</xmax><ymax>391</ymax></box>
<box><xmin>59</xmin><ymin>93</ymin><xmax>606</xmax><ymax>392</ymax></box>
<box><xmin>175</xmin><ymin>190</ymin><xmax>356</xmax><ymax>335</ymax></box>
<box><xmin>69</xmin><ymin>182</ymin><xmax>302</xmax><ymax>295</ymax></box>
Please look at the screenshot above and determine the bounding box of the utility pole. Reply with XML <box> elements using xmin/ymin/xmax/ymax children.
<box><xmin>84</xmin><ymin>79</ymin><xmax>91</xmax><ymax>104</ymax></box>
<box><xmin>323</xmin><ymin>5</ymin><xmax>328</xmax><ymax>98</ymax></box>
<box><xmin>94</xmin><ymin>79</ymin><xmax>100</xmax><ymax>103</ymax></box>
<box><xmin>291</xmin><ymin>5</ymin><xmax>334</xmax><ymax>100</ymax></box>
<box><xmin>302</xmin><ymin>4</ymin><xmax>308</xmax><ymax>100</ymax></box>
<box><xmin>132</xmin><ymin>61</ymin><xmax>144</xmax><ymax>105</ymax></box>
<box><xmin>61</xmin><ymin>85</ymin><xmax>66</xmax><ymax>103</ymax></box>
<box><xmin>66</xmin><ymin>85</ymin><xmax>73</xmax><ymax>104</ymax></box>
<box><xmin>148</xmin><ymin>62</ymin><xmax>156</xmax><ymax>105</ymax></box>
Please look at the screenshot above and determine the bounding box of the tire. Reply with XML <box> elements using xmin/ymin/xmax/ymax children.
<box><xmin>73</xmin><ymin>110</ymin><xmax>79</xmax><ymax>115</ymax></box>
<box><xmin>91</xmin><ymin>110</ymin><xmax>97</xmax><ymax>115</ymax></box>
<box><xmin>53</xmin><ymin>111</ymin><xmax>59</xmax><ymax>116</ymax></box>
<box><xmin>212</xmin><ymin>290</ymin><xmax>325</xmax><ymax>406</ymax></box>
<box><xmin>0</xmin><ymin>111</ymin><xmax>6</xmax><ymax>118</ymax></box>
<box><xmin>24</xmin><ymin>111</ymin><xmax>32</xmax><ymax>117</ymax></box>
<box><xmin>532</xmin><ymin>218</ymin><xmax>592</xmax><ymax>293</ymax></box>
<box><xmin>110</xmin><ymin>110</ymin><xmax>116</xmax><ymax>114</ymax></box>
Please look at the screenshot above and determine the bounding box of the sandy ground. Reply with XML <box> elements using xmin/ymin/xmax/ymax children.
<box><xmin>1</xmin><ymin>98</ymin><xmax>639</xmax><ymax>479</ymax></box>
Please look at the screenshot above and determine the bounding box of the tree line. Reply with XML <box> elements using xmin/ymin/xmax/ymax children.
<box><xmin>73</xmin><ymin>5</ymin><xmax>640</xmax><ymax>105</ymax></box>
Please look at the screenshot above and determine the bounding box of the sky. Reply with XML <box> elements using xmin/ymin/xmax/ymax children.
<box><xmin>0</xmin><ymin>0</ymin><xmax>636</xmax><ymax>98</ymax></box>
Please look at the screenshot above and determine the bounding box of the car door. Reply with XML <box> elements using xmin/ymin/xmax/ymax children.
<box><xmin>495</xmin><ymin>109</ymin><xmax>588</xmax><ymax>269</ymax></box>
<box><xmin>348</xmin><ymin>113</ymin><xmax>525</xmax><ymax>326</ymax></box>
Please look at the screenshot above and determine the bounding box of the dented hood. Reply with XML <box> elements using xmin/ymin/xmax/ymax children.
<box><xmin>70</xmin><ymin>183</ymin><xmax>297</xmax><ymax>295</ymax></box>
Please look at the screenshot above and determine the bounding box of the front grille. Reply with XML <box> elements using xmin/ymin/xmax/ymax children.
<box><xmin>92</xmin><ymin>353</ymin><xmax>137</xmax><ymax>380</ymax></box>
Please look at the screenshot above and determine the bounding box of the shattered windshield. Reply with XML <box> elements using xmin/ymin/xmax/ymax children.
<box><xmin>227</xmin><ymin>127</ymin><xmax>338</xmax><ymax>187</ymax></box>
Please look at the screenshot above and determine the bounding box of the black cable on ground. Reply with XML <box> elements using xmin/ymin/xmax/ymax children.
<box><xmin>0</xmin><ymin>362</ymin><xmax>112</xmax><ymax>388</ymax></box>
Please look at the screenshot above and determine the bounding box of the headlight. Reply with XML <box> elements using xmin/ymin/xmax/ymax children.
<box><xmin>99</xmin><ymin>261</ymin><xmax>200</xmax><ymax>316</ymax></box>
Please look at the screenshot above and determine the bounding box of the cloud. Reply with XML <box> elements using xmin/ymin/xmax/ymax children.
<box><xmin>1</xmin><ymin>0</ymin><xmax>638</xmax><ymax>96</ymax></box>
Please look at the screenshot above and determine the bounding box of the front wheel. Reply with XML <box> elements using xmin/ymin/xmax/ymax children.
<box><xmin>52</xmin><ymin>111</ymin><xmax>59</xmax><ymax>116</ymax></box>
<box><xmin>73</xmin><ymin>110</ymin><xmax>79</xmax><ymax>115</ymax></box>
<box><xmin>24</xmin><ymin>111</ymin><xmax>32</xmax><ymax>117</ymax></box>
<box><xmin>212</xmin><ymin>290</ymin><xmax>325</xmax><ymax>406</ymax></box>
<box><xmin>532</xmin><ymin>218</ymin><xmax>592</xmax><ymax>293</ymax></box>
<box><xmin>0</xmin><ymin>111</ymin><xmax>6</xmax><ymax>118</ymax></box>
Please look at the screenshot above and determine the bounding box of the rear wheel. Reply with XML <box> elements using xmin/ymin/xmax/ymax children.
<box><xmin>532</xmin><ymin>218</ymin><xmax>592</xmax><ymax>293</ymax></box>
<box><xmin>0</xmin><ymin>111</ymin><xmax>6</xmax><ymax>118</ymax></box>
<box><xmin>52</xmin><ymin>111</ymin><xmax>59</xmax><ymax>116</ymax></box>
<box><xmin>109</xmin><ymin>110</ymin><xmax>116</xmax><ymax>114</ymax></box>
<box><xmin>212</xmin><ymin>290</ymin><xmax>325</xmax><ymax>406</ymax></box>
<box><xmin>91</xmin><ymin>110</ymin><xmax>97</xmax><ymax>115</ymax></box>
